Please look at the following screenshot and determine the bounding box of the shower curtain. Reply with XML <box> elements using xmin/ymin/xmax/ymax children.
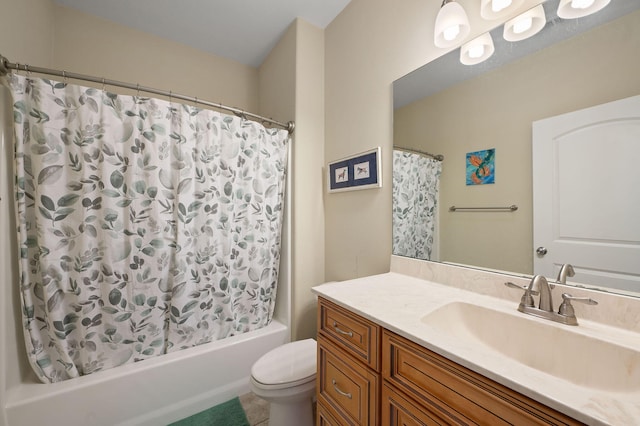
<box><xmin>392</xmin><ymin>150</ymin><xmax>442</xmax><ymax>260</ymax></box>
<box><xmin>5</xmin><ymin>73</ymin><xmax>289</xmax><ymax>383</ymax></box>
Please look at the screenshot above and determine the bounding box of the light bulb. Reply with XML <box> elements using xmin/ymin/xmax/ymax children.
<box><xmin>513</xmin><ymin>16</ymin><xmax>533</xmax><ymax>34</ymax></box>
<box><xmin>468</xmin><ymin>45</ymin><xmax>485</xmax><ymax>59</ymax></box>
<box><xmin>503</xmin><ymin>4</ymin><xmax>545</xmax><ymax>42</ymax></box>
<box><xmin>557</xmin><ymin>0</ymin><xmax>610</xmax><ymax>19</ymax></box>
<box><xmin>443</xmin><ymin>25</ymin><xmax>461</xmax><ymax>41</ymax></box>
<box><xmin>572</xmin><ymin>0</ymin><xmax>595</xmax><ymax>9</ymax></box>
<box><xmin>460</xmin><ymin>32</ymin><xmax>494</xmax><ymax>65</ymax></box>
<box><xmin>492</xmin><ymin>0</ymin><xmax>513</xmax><ymax>13</ymax></box>
<box><xmin>481</xmin><ymin>0</ymin><xmax>523</xmax><ymax>20</ymax></box>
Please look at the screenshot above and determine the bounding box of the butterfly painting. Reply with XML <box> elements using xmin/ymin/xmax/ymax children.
<box><xmin>466</xmin><ymin>149</ymin><xmax>495</xmax><ymax>185</ymax></box>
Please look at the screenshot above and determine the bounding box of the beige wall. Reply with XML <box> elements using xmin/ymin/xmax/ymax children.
<box><xmin>52</xmin><ymin>5</ymin><xmax>258</xmax><ymax>111</ymax></box>
<box><xmin>324</xmin><ymin>0</ymin><xmax>518</xmax><ymax>281</ymax></box>
<box><xmin>394</xmin><ymin>10</ymin><xmax>640</xmax><ymax>275</ymax></box>
<box><xmin>0</xmin><ymin>0</ymin><xmax>54</xmax><ymax>66</ymax></box>
<box><xmin>259</xmin><ymin>19</ymin><xmax>326</xmax><ymax>340</ymax></box>
<box><xmin>290</xmin><ymin>20</ymin><xmax>325</xmax><ymax>340</ymax></box>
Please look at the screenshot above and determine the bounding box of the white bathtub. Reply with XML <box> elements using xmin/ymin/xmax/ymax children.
<box><xmin>4</xmin><ymin>320</ymin><xmax>288</xmax><ymax>426</ymax></box>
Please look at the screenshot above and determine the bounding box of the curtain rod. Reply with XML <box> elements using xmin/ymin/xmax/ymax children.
<box><xmin>393</xmin><ymin>146</ymin><xmax>444</xmax><ymax>161</ymax></box>
<box><xmin>0</xmin><ymin>54</ymin><xmax>295</xmax><ymax>134</ymax></box>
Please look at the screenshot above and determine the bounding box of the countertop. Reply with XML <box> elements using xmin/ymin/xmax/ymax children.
<box><xmin>312</xmin><ymin>272</ymin><xmax>640</xmax><ymax>425</ymax></box>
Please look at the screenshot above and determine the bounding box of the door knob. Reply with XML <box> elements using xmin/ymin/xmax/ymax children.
<box><xmin>536</xmin><ymin>247</ymin><xmax>548</xmax><ymax>256</ymax></box>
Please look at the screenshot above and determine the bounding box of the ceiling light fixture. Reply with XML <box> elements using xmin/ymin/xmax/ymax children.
<box><xmin>503</xmin><ymin>4</ymin><xmax>546</xmax><ymax>41</ymax></box>
<box><xmin>460</xmin><ymin>32</ymin><xmax>495</xmax><ymax>65</ymax></box>
<box><xmin>434</xmin><ymin>0</ymin><xmax>471</xmax><ymax>48</ymax></box>
<box><xmin>557</xmin><ymin>0</ymin><xmax>610</xmax><ymax>19</ymax></box>
<box><xmin>480</xmin><ymin>0</ymin><xmax>524</xmax><ymax>20</ymax></box>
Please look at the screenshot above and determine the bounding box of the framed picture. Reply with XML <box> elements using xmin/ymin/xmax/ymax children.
<box><xmin>466</xmin><ymin>148</ymin><xmax>495</xmax><ymax>185</ymax></box>
<box><xmin>327</xmin><ymin>147</ymin><xmax>382</xmax><ymax>193</ymax></box>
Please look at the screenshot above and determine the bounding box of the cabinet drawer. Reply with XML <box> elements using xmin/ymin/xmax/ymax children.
<box><xmin>318</xmin><ymin>297</ymin><xmax>380</xmax><ymax>371</ymax></box>
<box><xmin>318</xmin><ymin>335</ymin><xmax>379</xmax><ymax>425</ymax></box>
<box><xmin>382</xmin><ymin>330</ymin><xmax>583</xmax><ymax>426</ymax></box>
<box><xmin>382</xmin><ymin>382</ymin><xmax>459</xmax><ymax>426</ymax></box>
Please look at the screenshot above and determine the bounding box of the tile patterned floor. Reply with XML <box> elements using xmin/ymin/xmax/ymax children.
<box><xmin>239</xmin><ymin>392</ymin><xmax>270</xmax><ymax>426</ymax></box>
<box><xmin>239</xmin><ymin>392</ymin><xmax>317</xmax><ymax>425</ymax></box>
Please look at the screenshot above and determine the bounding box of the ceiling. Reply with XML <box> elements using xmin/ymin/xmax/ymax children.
<box><xmin>53</xmin><ymin>0</ymin><xmax>352</xmax><ymax>68</ymax></box>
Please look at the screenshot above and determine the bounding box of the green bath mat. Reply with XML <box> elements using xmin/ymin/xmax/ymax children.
<box><xmin>169</xmin><ymin>397</ymin><xmax>250</xmax><ymax>426</ymax></box>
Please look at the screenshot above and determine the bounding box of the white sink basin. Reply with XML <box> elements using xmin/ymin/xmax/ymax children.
<box><xmin>421</xmin><ymin>302</ymin><xmax>640</xmax><ymax>392</ymax></box>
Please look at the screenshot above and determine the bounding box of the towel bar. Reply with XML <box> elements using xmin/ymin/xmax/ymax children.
<box><xmin>449</xmin><ymin>205</ymin><xmax>518</xmax><ymax>212</ymax></box>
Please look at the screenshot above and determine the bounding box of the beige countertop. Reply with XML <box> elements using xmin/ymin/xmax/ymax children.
<box><xmin>312</xmin><ymin>272</ymin><xmax>640</xmax><ymax>426</ymax></box>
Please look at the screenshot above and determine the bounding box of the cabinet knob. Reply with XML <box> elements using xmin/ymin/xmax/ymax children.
<box><xmin>536</xmin><ymin>247</ymin><xmax>548</xmax><ymax>256</ymax></box>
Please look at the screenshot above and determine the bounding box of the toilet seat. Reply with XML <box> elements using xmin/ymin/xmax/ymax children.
<box><xmin>250</xmin><ymin>338</ymin><xmax>316</xmax><ymax>390</ymax></box>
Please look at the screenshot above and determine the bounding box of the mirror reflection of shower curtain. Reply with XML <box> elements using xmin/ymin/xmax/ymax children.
<box><xmin>392</xmin><ymin>150</ymin><xmax>442</xmax><ymax>260</ymax></box>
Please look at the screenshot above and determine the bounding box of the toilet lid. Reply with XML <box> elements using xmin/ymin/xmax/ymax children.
<box><xmin>251</xmin><ymin>338</ymin><xmax>317</xmax><ymax>387</ymax></box>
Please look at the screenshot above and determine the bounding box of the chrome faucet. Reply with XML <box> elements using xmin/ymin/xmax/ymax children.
<box><xmin>556</xmin><ymin>263</ymin><xmax>575</xmax><ymax>284</ymax></box>
<box><xmin>531</xmin><ymin>275</ymin><xmax>553</xmax><ymax>312</ymax></box>
<box><xmin>505</xmin><ymin>273</ymin><xmax>597</xmax><ymax>326</ymax></box>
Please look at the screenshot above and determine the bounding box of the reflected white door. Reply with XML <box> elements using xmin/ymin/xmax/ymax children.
<box><xmin>532</xmin><ymin>95</ymin><xmax>640</xmax><ymax>293</ymax></box>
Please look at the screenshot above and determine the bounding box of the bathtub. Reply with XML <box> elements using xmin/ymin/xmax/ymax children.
<box><xmin>4</xmin><ymin>320</ymin><xmax>288</xmax><ymax>426</ymax></box>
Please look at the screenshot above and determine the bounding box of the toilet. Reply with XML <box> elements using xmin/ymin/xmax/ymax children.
<box><xmin>250</xmin><ymin>338</ymin><xmax>317</xmax><ymax>426</ymax></box>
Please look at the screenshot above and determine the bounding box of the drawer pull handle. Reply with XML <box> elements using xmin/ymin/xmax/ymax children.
<box><xmin>332</xmin><ymin>379</ymin><xmax>352</xmax><ymax>399</ymax></box>
<box><xmin>333</xmin><ymin>322</ymin><xmax>353</xmax><ymax>337</ymax></box>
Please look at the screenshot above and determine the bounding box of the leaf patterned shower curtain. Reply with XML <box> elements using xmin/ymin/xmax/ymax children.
<box><xmin>5</xmin><ymin>74</ymin><xmax>289</xmax><ymax>383</ymax></box>
<box><xmin>392</xmin><ymin>150</ymin><xmax>442</xmax><ymax>260</ymax></box>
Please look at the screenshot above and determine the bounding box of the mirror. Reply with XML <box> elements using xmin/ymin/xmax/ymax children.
<box><xmin>392</xmin><ymin>0</ymin><xmax>640</xmax><ymax>296</ymax></box>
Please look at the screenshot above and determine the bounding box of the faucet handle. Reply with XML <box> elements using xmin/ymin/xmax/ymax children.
<box><xmin>504</xmin><ymin>281</ymin><xmax>539</xmax><ymax>296</ymax></box>
<box><xmin>561</xmin><ymin>293</ymin><xmax>598</xmax><ymax>305</ymax></box>
<box><xmin>505</xmin><ymin>281</ymin><xmax>538</xmax><ymax>308</ymax></box>
<box><xmin>558</xmin><ymin>293</ymin><xmax>598</xmax><ymax>317</ymax></box>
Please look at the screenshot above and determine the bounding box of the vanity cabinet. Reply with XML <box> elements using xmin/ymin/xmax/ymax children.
<box><xmin>317</xmin><ymin>297</ymin><xmax>584</xmax><ymax>426</ymax></box>
<box><xmin>317</xmin><ymin>298</ymin><xmax>381</xmax><ymax>425</ymax></box>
